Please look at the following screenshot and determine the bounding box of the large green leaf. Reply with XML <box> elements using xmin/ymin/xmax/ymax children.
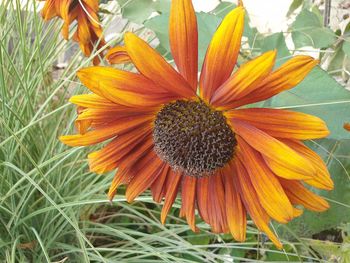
<box><xmin>291</xmin><ymin>9</ymin><xmax>336</xmax><ymax>48</ymax></box>
<box><xmin>117</xmin><ymin>0</ymin><xmax>171</xmax><ymax>23</ymax></box>
<box><xmin>343</xmin><ymin>39</ymin><xmax>350</xmax><ymax>56</ymax></box>
<box><xmin>287</xmin><ymin>0</ymin><xmax>303</xmax><ymax>17</ymax></box>
<box><xmin>267</xmin><ymin>66</ymin><xmax>350</xmax><ymax>140</ymax></box>
<box><xmin>261</xmin><ymin>32</ymin><xmax>290</xmax><ymax>61</ymax></box>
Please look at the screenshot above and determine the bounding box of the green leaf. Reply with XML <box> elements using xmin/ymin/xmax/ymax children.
<box><xmin>343</xmin><ymin>40</ymin><xmax>350</xmax><ymax>56</ymax></box>
<box><xmin>287</xmin><ymin>0</ymin><xmax>303</xmax><ymax>17</ymax></box>
<box><xmin>152</xmin><ymin>0</ymin><xmax>171</xmax><ymax>14</ymax></box>
<box><xmin>327</xmin><ymin>45</ymin><xmax>345</xmax><ymax>73</ymax></box>
<box><xmin>196</xmin><ymin>12</ymin><xmax>221</xmax><ymax>66</ymax></box>
<box><xmin>118</xmin><ymin>0</ymin><xmax>155</xmax><ymax>24</ymax></box>
<box><xmin>291</xmin><ymin>9</ymin><xmax>336</xmax><ymax>48</ymax></box>
<box><xmin>144</xmin><ymin>14</ymin><xmax>170</xmax><ymax>51</ymax></box>
<box><xmin>265</xmin><ymin>244</ymin><xmax>300</xmax><ymax>261</ymax></box>
<box><xmin>117</xmin><ymin>0</ymin><xmax>171</xmax><ymax>24</ymax></box>
<box><xmin>268</xmin><ymin>66</ymin><xmax>350</xmax><ymax>140</ymax></box>
<box><xmin>261</xmin><ymin>32</ymin><xmax>290</xmax><ymax>60</ymax></box>
<box><xmin>211</xmin><ymin>1</ymin><xmax>236</xmax><ymax>18</ymax></box>
<box><xmin>186</xmin><ymin>232</ymin><xmax>211</xmax><ymax>246</ymax></box>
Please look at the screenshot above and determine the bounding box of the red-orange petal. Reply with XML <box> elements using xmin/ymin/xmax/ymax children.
<box><xmin>197</xmin><ymin>174</ymin><xmax>229</xmax><ymax>233</ymax></box>
<box><xmin>237</xmin><ymin>137</ymin><xmax>295</xmax><ymax>223</ymax></box>
<box><xmin>151</xmin><ymin>165</ymin><xmax>171</xmax><ymax>203</ymax></box>
<box><xmin>229</xmin><ymin>56</ymin><xmax>318</xmax><ymax>108</ymax></box>
<box><xmin>41</xmin><ymin>0</ymin><xmax>58</xmax><ymax>20</ymax></box>
<box><xmin>59</xmin><ymin>115</ymin><xmax>152</xmax><ymax>146</ymax></box>
<box><xmin>226</xmin><ymin>108</ymin><xmax>330</xmax><ymax>140</ymax></box>
<box><xmin>279</xmin><ymin>179</ymin><xmax>330</xmax><ymax>212</ymax></box>
<box><xmin>161</xmin><ymin>171</ymin><xmax>182</xmax><ymax>224</ymax></box>
<box><xmin>125</xmin><ymin>152</ymin><xmax>165</xmax><ymax>202</ymax></box>
<box><xmin>234</xmin><ymin>157</ymin><xmax>283</xmax><ymax>249</ymax></box>
<box><xmin>108</xmin><ymin>166</ymin><xmax>129</xmax><ymax>201</ymax></box>
<box><xmin>170</xmin><ymin>0</ymin><xmax>198</xmax><ymax>91</ymax></box>
<box><xmin>222</xmin><ymin>163</ymin><xmax>247</xmax><ymax>241</ymax></box>
<box><xmin>88</xmin><ymin>127</ymin><xmax>151</xmax><ymax>174</ymax></box>
<box><xmin>200</xmin><ymin>6</ymin><xmax>245</xmax><ymax>102</ymax></box>
<box><xmin>211</xmin><ymin>51</ymin><xmax>276</xmax><ymax>110</ymax></box>
<box><xmin>77</xmin><ymin>66</ymin><xmax>178</xmax><ymax>107</ymax></box>
<box><xmin>124</xmin><ymin>32</ymin><xmax>195</xmax><ymax>98</ymax></box>
<box><xmin>105</xmin><ymin>46</ymin><xmax>131</xmax><ymax>64</ymax></box>
<box><xmin>231</xmin><ymin>119</ymin><xmax>316</xmax><ymax>179</ymax></box>
<box><xmin>180</xmin><ymin>176</ymin><xmax>198</xmax><ymax>232</ymax></box>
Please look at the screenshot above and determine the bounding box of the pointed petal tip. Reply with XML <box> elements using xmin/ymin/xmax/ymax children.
<box><xmin>59</xmin><ymin>135</ymin><xmax>69</xmax><ymax>145</ymax></box>
<box><xmin>160</xmin><ymin>213</ymin><xmax>167</xmax><ymax>225</ymax></box>
<box><xmin>124</xmin><ymin>31</ymin><xmax>134</xmax><ymax>42</ymax></box>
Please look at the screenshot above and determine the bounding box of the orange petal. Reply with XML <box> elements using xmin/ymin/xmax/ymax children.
<box><xmin>41</xmin><ymin>0</ymin><xmax>58</xmax><ymax>20</ymax></box>
<box><xmin>200</xmin><ymin>6</ymin><xmax>245</xmax><ymax>102</ymax></box>
<box><xmin>75</xmin><ymin>107</ymin><xmax>156</xmax><ymax>123</ymax></box>
<box><xmin>151</xmin><ymin>165</ymin><xmax>171</xmax><ymax>203</ymax></box>
<box><xmin>124</xmin><ymin>32</ymin><xmax>195</xmax><ymax>98</ymax></box>
<box><xmin>180</xmin><ymin>176</ymin><xmax>198</xmax><ymax>232</ymax></box>
<box><xmin>69</xmin><ymin>94</ymin><xmax>117</xmax><ymax>109</ymax></box>
<box><xmin>88</xmin><ymin>127</ymin><xmax>151</xmax><ymax>174</ymax></box>
<box><xmin>196</xmin><ymin>176</ymin><xmax>209</xmax><ymax>223</ymax></box>
<box><xmin>108</xmin><ymin>167</ymin><xmax>129</xmax><ymax>201</ymax></box>
<box><xmin>226</xmin><ymin>108</ymin><xmax>330</xmax><ymax>140</ymax></box>
<box><xmin>77</xmin><ymin>67</ymin><xmax>178</xmax><ymax>107</ymax></box>
<box><xmin>234</xmin><ymin>157</ymin><xmax>283</xmax><ymax>249</ymax></box>
<box><xmin>211</xmin><ymin>50</ymin><xmax>276</xmax><ymax>109</ymax></box>
<box><xmin>75</xmin><ymin>119</ymin><xmax>92</xmax><ymax>135</ymax></box>
<box><xmin>105</xmin><ymin>46</ymin><xmax>131</xmax><ymax>64</ymax></box>
<box><xmin>231</xmin><ymin>119</ymin><xmax>316</xmax><ymax>179</ymax></box>
<box><xmin>279</xmin><ymin>179</ymin><xmax>330</xmax><ymax>212</ymax></box>
<box><xmin>126</xmin><ymin>152</ymin><xmax>165</xmax><ymax>202</ymax></box>
<box><xmin>60</xmin><ymin>0</ymin><xmax>73</xmax><ymax>39</ymax></box>
<box><xmin>230</xmin><ymin>56</ymin><xmax>319</xmax><ymax>108</ymax></box>
<box><xmin>117</xmin><ymin>135</ymin><xmax>155</xmax><ymax>169</ymax></box>
<box><xmin>60</xmin><ymin>115</ymin><xmax>152</xmax><ymax>146</ymax></box>
<box><xmin>170</xmin><ymin>0</ymin><xmax>198</xmax><ymax>91</ymax></box>
<box><xmin>76</xmin><ymin>10</ymin><xmax>91</xmax><ymax>44</ymax></box>
<box><xmin>344</xmin><ymin>123</ymin><xmax>350</xmax><ymax>132</ymax></box>
<box><xmin>237</xmin><ymin>137</ymin><xmax>295</xmax><ymax>223</ymax></box>
<box><xmin>197</xmin><ymin>174</ymin><xmax>229</xmax><ymax>233</ymax></box>
<box><xmin>280</xmin><ymin>139</ymin><xmax>334</xmax><ymax>190</ymax></box>
<box><xmin>161</xmin><ymin>172</ymin><xmax>182</xmax><ymax>224</ymax></box>
<box><xmin>222</xmin><ymin>163</ymin><xmax>247</xmax><ymax>241</ymax></box>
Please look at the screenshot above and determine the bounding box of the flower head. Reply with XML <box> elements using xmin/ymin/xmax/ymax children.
<box><xmin>41</xmin><ymin>0</ymin><xmax>105</xmax><ymax>64</ymax></box>
<box><xmin>60</xmin><ymin>0</ymin><xmax>333</xmax><ymax>248</ymax></box>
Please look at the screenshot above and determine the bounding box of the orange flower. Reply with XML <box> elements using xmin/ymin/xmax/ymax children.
<box><xmin>344</xmin><ymin>123</ymin><xmax>350</xmax><ymax>132</ymax></box>
<box><xmin>41</xmin><ymin>0</ymin><xmax>105</xmax><ymax>64</ymax></box>
<box><xmin>60</xmin><ymin>0</ymin><xmax>333</xmax><ymax>248</ymax></box>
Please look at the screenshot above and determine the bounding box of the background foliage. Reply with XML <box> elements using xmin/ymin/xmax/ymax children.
<box><xmin>0</xmin><ymin>0</ymin><xmax>349</xmax><ymax>262</ymax></box>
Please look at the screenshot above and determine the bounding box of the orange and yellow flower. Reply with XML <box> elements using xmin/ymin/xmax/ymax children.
<box><xmin>41</xmin><ymin>0</ymin><xmax>105</xmax><ymax>64</ymax></box>
<box><xmin>60</xmin><ymin>0</ymin><xmax>333</xmax><ymax>248</ymax></box>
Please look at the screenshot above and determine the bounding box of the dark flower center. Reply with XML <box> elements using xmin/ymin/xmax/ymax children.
<box><xmin>153</xmin><ymin>100</ymin><xmax>237</xmax><ymax>177</ymax></box>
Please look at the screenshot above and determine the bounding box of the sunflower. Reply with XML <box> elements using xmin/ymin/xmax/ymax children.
<box><xmin>60</xmin><ymin>0</ymin><xmax>334</xmax><ymax>248</ymax></box>
<box><xmin>41</xmin><ymin>0</ymin><xmax>105</xmax><ymax>64</ymax></box>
